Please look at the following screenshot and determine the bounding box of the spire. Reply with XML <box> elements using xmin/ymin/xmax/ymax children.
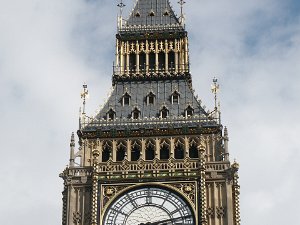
<box><xmin>125</xmin><ymin>0</ymin><xmax>181</xmax><ymax>28</ymax></box>
<box><xmin>69</xmin><ymin>132</ymin><xmax>75</xmax><ymax>167</ymax></box>
<box><xmin>224</xmin><ymin>127</ymin><xmax>229</xmax><ymax>161</ymax></box>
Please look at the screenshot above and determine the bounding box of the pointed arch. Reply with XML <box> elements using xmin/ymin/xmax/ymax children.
<box><xmin>122</xmin><ymin>92</ymin><xmax>131</xmax><ymax>106</ymax></box>
<box><xmin>107</xmin><ymin>108</ymin><xmax>116</xmax><ymax>121</ymax></box>
<box><xmin>145</xmin><ymin>139</ymin><xmax>155</xmax><ymax>160</ymax></box>
<box><xmin>116</xmin><ymin>141</ymin><xmax>127</xmax><ymax>161</ymax></box>
<box><xmin>132</xmin><ymin>107</ymin><xmax>141</xmax><ymax>119</ymax></box>
<box><xmin>171</xmin><ymin>90</ymin><xmax>180</xmax><ymax>104</ymax></box>
<box><xmin>102</xmin><ymin>141</ymin><xmax>112</xmax><ymax>162</ymax></box>
<box><xmin>189</xmin><ymin>137</ymin><xmax>199</xmax><ymax>159</ymax></box>
<box><xmin>146</xmin><ymin>91</ymin><xmax>156</xmax><ymax>105</ymax></box>
<box><xmin>160</xmin><ymin>139</ymin><xmax>170</xmax><ymax>160</ymax></box>
<box><xmin>174</xmin><ymin>138</ymin><xmax>185</xmax><ymax>159</ymax></box>
<box><xmin>131</xmin><ymin>140</ymin><xmax>142</xmax><ymax>161</ymax></box>
<box><xmin>160</xmin><ymin>106</ymin><xmax>169</xmax><ymax>119</ymax></box>
<box><xmin>185</xmin><ymin>105</ymin><xmax>194</xmax><ymax>117</ymax></box>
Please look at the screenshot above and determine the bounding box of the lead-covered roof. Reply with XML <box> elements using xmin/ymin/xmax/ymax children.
<box><xmin>125</xmin><ymin>0</ymin><xmax>180</xmax><ymax>27</ymax></box>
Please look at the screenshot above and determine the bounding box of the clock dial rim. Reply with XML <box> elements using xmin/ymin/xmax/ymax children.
<box><xmin>102</xmin><ymin>184</ymin><xmax>195</xmax><ymax>225</ymax></box>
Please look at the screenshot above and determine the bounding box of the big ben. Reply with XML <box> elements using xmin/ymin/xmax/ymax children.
<box><xmin>60</xmin><ymin>1</ymin><xmax>241</xmax><ymax>225</ymax></box>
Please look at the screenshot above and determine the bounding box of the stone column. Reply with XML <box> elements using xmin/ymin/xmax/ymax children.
<box><xmin>146</xmin><ymin>40</ymin><xmax>149</xmax><ymax>73</ymax></box>
<box><xmin>120</xmin><ymin>41</ymin><xmax>124</xmax><ymax>75</ymax></box>
<box><xmin>155</xmin><ymin>40</ymin><xmax>158</xmax><ymax>73</ymax></box>
<box><xmin>175</xmin><ymin>39</ymin><xmax>179</xmax><ymax>73</ymax></box>
<box><xmin>184</xmin><ymin>36</ymin><xmax>189</xmax><ymax>72</ymax></box>
<box><xmin>141</xmin><ymin>139</ymin><xmax>146</xmax><ymax>160</ymax></box>
<box><xmin>199</xmin><ymin>141</ymin><xmax>208</xmax><ymax>225</ymax></box>
<box><xmin>127</xmin><ymin>139</ymin><xmax>132</xmax><ymax>161</ymax></box>
<box><xmin>136</xmin><ymin>41</ymin><xmax>140</xmax><ymax>74</ymax></box>
<box><xmin>170</xmin><ymin>137</ymin><xmax>175</xmax><ymax>158</ymax></box>
<box><xmin>126</xmin><ymin>41</ymin><xmax>130</xmax><ymax>75</ymax></box>
<box><xmin>91</xmin><ymin>149</ymin><xmax>100</xmax><ymax>225</ymax></box>
<box><xmin>232</xmin><ymin>162</ymin><xmax>241</xmax><ymax>225</ymax></box>
<box><xmin>165</xmin><ymin>39</ymin><xmax>168</xmax><ymax>72</ymax></box>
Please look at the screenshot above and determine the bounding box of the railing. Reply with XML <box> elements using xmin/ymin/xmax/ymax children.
<box><xmin>60</xmin><ymin>167</ymin><xmax>93</xmax><ymax>178</ymax></box>
<box><xmin>118</xmin><ymin>23</ymin><xmax>185</xmax><ymax>33</ymax></box>
<box><xmin>113</xmin><ymin>64</ymin><xmax>190</xmax><ymax>77</ymax></box>
<box><xmin>81</xmin><ymin>114</ymin><xmax>219</xmax><ymax>130</ymax></box>
<box><xmin>62</xmin><ymin>161</ymin><xmax>230</xmax><ymax>180</ymax></box>
<box><xmin>206</xmin><ymin>162</ymin><xmax>230</xmax><ymax>171</ymax></box>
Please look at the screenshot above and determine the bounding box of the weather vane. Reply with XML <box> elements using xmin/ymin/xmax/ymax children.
<box><xmin>81</xmin><ymin>83</ymin><xmax>89</xmax><ymax>115</ymax></box>
<box><xmin>211</xmin><ymin>77</ymin><xmax>220</xmax><ymax>111</ymax></box>
<box><xmin>178</xmin><ymin>0</ymin><xmax>186</xmax><ymax>24</ymax></box>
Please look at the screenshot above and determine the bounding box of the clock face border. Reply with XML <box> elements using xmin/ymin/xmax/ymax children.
<box><xmin>100</xmin><ymin>183</ymin><xmax>197</xmax><ymax>225</ymax></box>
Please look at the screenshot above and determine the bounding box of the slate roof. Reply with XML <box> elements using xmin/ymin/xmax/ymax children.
<box><xmin>94</xmin><ymin>79</ymin><xmax>206</xmax><ymax>120</ymax></box>
<box><xmin>125</xmin><ymin>0</ymin><xmax>180</xmax><ymax>27</ymax></box>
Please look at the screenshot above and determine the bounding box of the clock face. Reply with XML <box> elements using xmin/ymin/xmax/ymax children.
<box><xmin>103</xmin><ymin>186</ymin><xmax>194</xmax><ymax>225</ymax></box>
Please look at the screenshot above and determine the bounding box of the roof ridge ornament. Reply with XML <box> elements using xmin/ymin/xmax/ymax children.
<box><xmin>178</xmin><ymin>0</ymin><xmax>186</xmax><ymax>25</ymax></box>
<box><xmin>117</xmin><ymin>0</ymin><xmax>126</xmax><ymax>28</ymax></box>
<box><xmin>211</xmin><ymin>77</ymin><xmax>221</xmax><ymax>124</ymax></box>
<box><xmin>80</xmin><ymin>83</ymin><xmax>89</xmax><ymax>128</ymax></box>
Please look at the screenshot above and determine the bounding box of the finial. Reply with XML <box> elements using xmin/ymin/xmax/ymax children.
<box><xmin>70</xmin><ymin>132</ymin><xmax>75</xmax><ymax>147</ymax></box>
<box><xmin>224</xmin><ymin>126</ymin><xmax>228</xmax><ymax>137</ymax></box>
<box><xmin>232</xmin><ymin>159</ymin><xmax>240</xmax><ymax>171</ymax></box>
<box><xmin>117</xmin><ymin>0</ymin><xmax>126</xmax><ymax>28</ymax></box>
<box><xmin>178</xmin><ymin>0</ymin><xmax>186</xmax><ymax>25</ymax></box>
<box><xmin>81</xmin><ymin>83</ymin><xmax>89</xmax><ymax>115</ymax></box>
<box><xmin>211</xmin><ymin>77</ymin><xmax>220</xmax><ymax>112</ymax></box>
<box><xmin>69</xmin><ymin>132</ymin><xmax>75</xmax><ymax>167</ymax></box>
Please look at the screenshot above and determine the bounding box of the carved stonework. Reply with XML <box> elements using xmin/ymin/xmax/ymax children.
<box><xmin>216</xmin><ymin>206</ymin><xmax>226</xmax><ymax>218</ymax></box>
<box><xmin>101</xmin><ymin>184</ymin><xmax>134</xmax><ymax>210</ymax></box>
<box><xmin>166</xmin><ymin>182</ymin><xmax>196</xmax><ymax>207</ymax></box>
<box><xmin>73</xmin><ymin>212</ymin><xmax>82</xmax><ymax>224</ymax></box>
<box><xmin>206</xmin><ymin>207</ymin><xmax>215</xmax><ymax>218</ymax></box>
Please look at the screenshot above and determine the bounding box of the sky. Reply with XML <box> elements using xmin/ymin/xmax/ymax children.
<box><xmin>0</xmin><ymin>0</ymin><xmax>299</xmax><ymax>224</ymax></box>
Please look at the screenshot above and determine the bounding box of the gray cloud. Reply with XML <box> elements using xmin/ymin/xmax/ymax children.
<box><xmin>0</xmin><ymin>0</ymin><xmax>299</xmax><ymax>224</ymax></box>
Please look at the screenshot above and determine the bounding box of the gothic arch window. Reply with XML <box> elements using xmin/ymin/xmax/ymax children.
<box><xmin>116</xmin><ymin>141</ymin><xmax>127</xmax><ymax>161</ymax></box>
<box><xmin>139</xmin><ymin>52</ymin><xmax>146</xmax><ymax>71</ymax></box>
<box><xmin>107</xmin><ymin>108</ymin><xmax>116</xmax><ymax>120</ymax></box>
<box><xmin>171</xmin><ymin>91</ymin><xmax>180</xmax><ymax>104</ymax></box>
<box><xmin>185</xmin><ymin>105</ymin><xmax>194</xmax><ymax>117</ymax></box>
<box><xmin>131</xmin><ymin>140</ymin><xmax>141</xmax><ymax>161</ymax></box>
<box><xmin>122</xmin><ymin>92</ymin><xmax>131</xmax><ymax>106</ymax></box>
<box><xmin>129</xmin><ymin>53</ymin><xmax>136</xmax><ymax>72</ymax></box>
<box><xmin>145</xmin><ymin>139</ymin><xmax>155</xmax><ymax>160</ymax></box>
<box><xmin>160</xmin><ymin>106</ymin><xmax>169</xmax><ymax>119</ymax></box>
<box><xmin>132</xmin><ymin>107</ymin><xmax>141</xmax><ymax>119</ymax></box>
<box><xmin>160</xmin><ymin>139</ymin><xmax>170</xmax><ymax>160</ymax></box>
<box><xmin>158</xmin><ymin>52</ymin><xmax>165</xmax><ymax>71</ymax></box>
<box><xmin>174</xmin><ymin>138</ymin><xmax>185</xmax><ymax>159</ymax></box>
<box><xmin>189</xmin><ymin>143</ymin><xmax>199</xmax><ymax>159</ymax></box>
<box><xmin>168</xmin><ymin>51</ymin><xmax>175</xmax><ymax>72</ymax></box>
<box><xmin>102</xmin><ymin>141</ymin><xmax>112</xmax><ymax>162</ymax></box>
<box><xmin>149</xmin><ymin>52</ymin><xmax>155</xmax><ymax>71</ymax></box>
<box><xmin>146</xmin><ymin>92</ymin><xmax>156</xmax><ymax>105</ymax></box>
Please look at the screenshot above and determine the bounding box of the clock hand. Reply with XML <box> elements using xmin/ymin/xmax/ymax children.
<box><xmin>141</xmin><ymin>215</ymin><xmax>192</xmax><ymax>225</ymax></box>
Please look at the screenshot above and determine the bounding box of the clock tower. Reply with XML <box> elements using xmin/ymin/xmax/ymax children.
<box><xmin>60</xmin><ymin>1</ymin><xmax>241</xmax><ymax>225</ymax></box>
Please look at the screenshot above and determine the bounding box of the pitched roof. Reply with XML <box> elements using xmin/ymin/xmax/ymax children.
<box><xmin>95</xmin><ymin>79</ymin><xmax>205</xmax><ymax>120</ymax></box>
<box><xmin>125</xmin><ymin>0</ymin><xmax>180</xmax><ymax>27</ymax></box>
